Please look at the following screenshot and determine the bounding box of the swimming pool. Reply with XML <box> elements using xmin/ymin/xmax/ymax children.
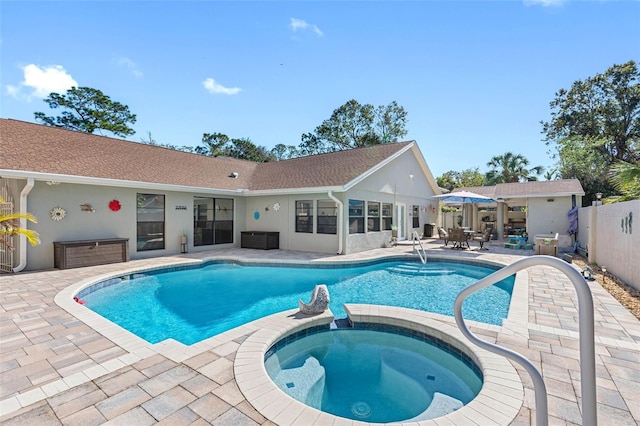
<box><xmin>80</xmin><ymin>259</ymin><xmax>514</xmax><ymax>345</ymax></box>
<box><xmin>264</xmin><ymin>324</ymin><xmax>483</xmax><ymax>422</ymax></box>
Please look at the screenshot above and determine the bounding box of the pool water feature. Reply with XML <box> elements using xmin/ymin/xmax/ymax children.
<box><xmin>80</xmin><ymin>259</ymin><xmax>514</xmax><ymax>345</ymax></box>
<box><xmin>264</xmin><ymin>324</ymin><xmax>483</xmax><ymax>423</ymax></box>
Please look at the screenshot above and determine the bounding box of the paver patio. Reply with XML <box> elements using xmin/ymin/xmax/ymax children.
<box><xmin>1</xmin><ymin>240</ymin><xmax>639</xmax><ymax>425</ymax></box>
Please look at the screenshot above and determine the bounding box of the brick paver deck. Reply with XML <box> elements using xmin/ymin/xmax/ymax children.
<box><xmin>1</xmin><ymin>240</ymin><xmax>638</xmax><ymax>425</ymax></box>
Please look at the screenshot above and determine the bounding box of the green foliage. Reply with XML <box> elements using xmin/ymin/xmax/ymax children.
<box><xmin>310</xmin><ymin>99</ymin><xmax>408</xmax><ymax>152</ymax></box>
<box><xmin>0</xmin><ymin>197</ymin><xmax>40</xmax><ymax>251</ymax></box>
<box><xmin>605</xmin><ymin>160</ymin><xmax>640</xmax><ymax>203</ymax></box>
<box><xmin>436</xmin><ymin>168</ymin><xmax>486</xmax><ymax>191</ymax></box>
<box><xmin>34</xmin><ymin>87</ymin><xmax>136</xmax><ymax>137</ymax></box>
<box><xmin>270</xmin><ymin>143</ymin><xmax>300</xmax><ymax>160</ymax></box>
<box><xmin>140</xmin><ymin>131</ymin><xmax>196</xmax><ymax>153</ymax></box>
<box><xmin>542</xmin><ymin>60</ymin><xmax>640</xmax><ymax>204</ymax></box>
<box><xmin>485</xmin><ymin>152</ymin><xmax>543</xmax><ymax>184</ymax></box>
<box><xmin>196</xmin><ymin>133</ymin><xmax>274</xmax><ymax>162</ymax></box>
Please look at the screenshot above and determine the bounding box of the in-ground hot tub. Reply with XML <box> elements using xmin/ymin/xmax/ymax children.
<box><xmin>233</xmin><ymin>305</ymin><xmax>524</xmax><ymax>425</ymax></box>
<box><xmin>264</xmin><ymin>323</ymin><xmax>483</xmax><ymax>423</ymax></box>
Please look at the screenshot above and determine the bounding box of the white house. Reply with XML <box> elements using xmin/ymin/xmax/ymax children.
<box><xmin>0</xmin><ymin>119</ymin><xmax>441</xmax><ymax>272</ymax></box>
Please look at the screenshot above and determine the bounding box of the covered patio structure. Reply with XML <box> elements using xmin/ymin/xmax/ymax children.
<box><xmin>443</xmin><ymin>179</ymin><xmax>585</xmax><ymax>243</ymax></box>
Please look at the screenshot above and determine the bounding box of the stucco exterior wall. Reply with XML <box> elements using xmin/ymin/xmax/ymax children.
<box><xmin>527</xmin><ymin>196</ymin><xmax>575</xmax><ymax>249</ymax></box>
<box><xmin>16</xmin><ymin>180</ymin><xmax>242</xmax><ymax>271</ymax></box>
<box><xmin>344</xmin><ymin>149</ymin><xmax>438</xmax><ymax>254</ymax></box>
<box><xmin>244</xmin><ymin>193</ymin><xmax>340</xmax><ymax>254</ymax></box>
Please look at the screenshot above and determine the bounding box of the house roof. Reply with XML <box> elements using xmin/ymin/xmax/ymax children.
<box><xmin>0</xmin><ymin>119</ymin><xmax>421</xmax><ymax>193</ymax></box>
<box><xmin>248</xmin><ymin>142</ymin><xmax>414</xmax><ymax>190</ymax></box>
<box><xmin>454</xmin><ymin>179</ymin><xmax>585</xmax><ymax>199</ymax></box>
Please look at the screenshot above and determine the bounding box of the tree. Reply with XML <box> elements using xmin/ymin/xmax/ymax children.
<box><xmin>310</xmin><ymin>99</ymin><xmax>408</xmax><ymax>151</ymax></box>
<box><xmin>196</xmin><ymin>133</ymin><xmax>274</xmax><ymax>162</ymax></box>
<box><xmin>34</xmin><ymin>87</ymin><xmax>137</xmax><ymax>137</ymax></box>
<box><xmin>541</xmin><ymin>60</ymin><xmax>640</xmax><ymax>204</ymax></box>
<box><xmin>0</xmin><ymin>197</ymin><xmax>40</xmax><ymax>252</ymax></box>
<box><xmin>226</xmin><ymin>138</ymin><xmax>275</xmax><ymax>162</ymax></box>
<box><xmin>605</xmin><ymin>160</ymin><xmax>640</xmax><ymax>203</ymax></box>
<box><xmin>140</xmin><ymin>131</ymin><xmax>196</xmax><ymax>153</ymax></box>
<box><xmin>436</xmin><ymin>171</ymin><xmax>458</xmax><ymax>192</ymax></box>
<box><xmin>270</xmin><ymin>143</ymin><xmax>300</xmax><ymax>160</ymax></box>
<box><xmin>436</xmin><ymin>168</ymin><xmax>486</xmax><ymax>191</ymax></box>
<box><xmin>200</xmin><ymin>132</ymin><xmax>231</xmax><ymax>157</ymax></box>
<box><xmin>485</xmin><ymin>152</ymin><xmax>543</xmax><ymax>184</ymax></box>
<box><xmin>373</xmin><ymin>101</ymin><xmax>408</xmax><ymax>143</ymax></box>
<box><xmin>544</xmin><ymin>169</ymin><xmax>559</xmax><ymax>181</ymax></box>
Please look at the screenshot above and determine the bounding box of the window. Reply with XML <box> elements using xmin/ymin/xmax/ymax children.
<box><xmin>137</xmin><ymin>194</ymin><xmax>165</xmax><ymax>251</ymax></box>
<box><xmin>412</xmin><ymin>205</ymin><xmax>420</xmax><ymax>228</ymax></box>
<box><xmin>317</xmin><ymin>200</ymin><xmax>337</xmax><ymax>234</ymax></box>
<box><xmin>367</xmin><ymin>201</ymin><xmax>380</xmax><ymax>232</ymax></box>
<box><xmin>296</xmin><ymin>200</ymin><xmax>314</xmax><ymax>233</ymax></box>
<box><xmin>193</xmin><ymin>197</ymin><xmax>234</xmax><ymax>246</ymax></box>
<box><xmin>382</xmin><ymin>203</ymin><xmax>393</xmax><ymax>230</ymax></box>
<box><xmin>349</xmin><ymin>199</ymin><xmax>364</xmax><ymax>234</ymax></box>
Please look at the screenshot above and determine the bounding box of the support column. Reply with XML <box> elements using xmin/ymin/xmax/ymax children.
<box><xmin>587</xmin><ymin>206</ymin><xmax>597</xmax><ymax>264</ymax></box>
<box><xmin>497</xmin><ymin>202</ymin><xmax>505</xmax><ymax>240</ymax></box>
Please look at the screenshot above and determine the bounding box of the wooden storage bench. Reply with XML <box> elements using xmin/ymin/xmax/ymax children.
<box><xmin>54</xmin><ymin>238</ymin><xmax>129</xmax><ymax>269</ymax></box>
<box><xmin>240</xmin><ymin>231</ymin><xmax>279</xmax><ymax>250</ymax></box>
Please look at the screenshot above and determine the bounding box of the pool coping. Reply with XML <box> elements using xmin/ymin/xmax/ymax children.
<box><xmin>53</xmin><ymin>253</ymin><xmax>527</xmax><ymax>364</ymax></box>
<box><xmin>234</xmin><ymin>305</ymin><xmax>523</xmax><ymax>426</ymax></box>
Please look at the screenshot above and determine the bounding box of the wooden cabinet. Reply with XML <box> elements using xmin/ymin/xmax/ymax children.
<box><xmin>54</xmin><ymin>238</ymin><xmax>129</xmax><ymax>269</ymax></box>
<box><xmin>240</xmin><ymin>232</ymin><xmax>279</xmax><ymax>250</ymax></box>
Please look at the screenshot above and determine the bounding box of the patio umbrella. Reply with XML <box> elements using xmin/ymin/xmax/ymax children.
<box><xmin>431</xmin><ymin>191</ymin><xmax>496</xmax><ymax>228</ymax></box>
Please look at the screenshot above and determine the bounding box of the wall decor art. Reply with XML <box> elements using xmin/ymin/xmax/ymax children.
<box><xmin>80</xmin><ymin>203</ymin><xmax>95</xmax><ymax>213</ymax></box>
<box><xmin>108</xmin><ymin>199</ymin><xmax>122</xmax><ymax>212</ymax></box>
<box><xmin>50</xmin><ymin>207</ymin><xmax>66</xmax><ymax>221</ymax></box>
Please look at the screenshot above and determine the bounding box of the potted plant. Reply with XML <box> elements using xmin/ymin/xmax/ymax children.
<box><xmin>389</xmin><ymin>225</ymin><xmax>398</xmax><ymax>246</ymax></box>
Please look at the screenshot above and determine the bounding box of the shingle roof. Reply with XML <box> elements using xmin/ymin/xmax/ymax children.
<box><xmin>0</xmin><ymin>119</ymin><xmax>258</xmax><ymax>190</ymax></box>
<box><xmin>454</xmin><ymin>179</ymin><xmax>585</xmax><ymax>198</ymax></box>
<box><xmin>0</xmin><ymin>119</ymin><xmax>414</xmax><ymax>192</ymax></box>
<box><xmin>248</xmin><ymin>142</ymin><xmax>413</xmax><ymax>190</ymax></box>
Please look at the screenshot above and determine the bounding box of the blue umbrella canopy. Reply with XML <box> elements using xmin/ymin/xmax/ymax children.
<box><xmin>432</xmin><ymin>190</ymin><xmax>496</xmax><ymax>204</ymax></box>
<box><xmin>432</xmin><ymin>191</ymin><xmax>496</xmax><ymax>228</ymax></box>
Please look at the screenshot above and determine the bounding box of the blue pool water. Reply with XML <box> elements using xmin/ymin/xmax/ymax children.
<box><xmin>264</xmin><ymin>326</ymin><xmax>483</xmax><ymax>423</ymax></box>
<box><xmin>82</xmin><ymin>260</ymin><xmax>514</xmax><ymax>345</ymax></box>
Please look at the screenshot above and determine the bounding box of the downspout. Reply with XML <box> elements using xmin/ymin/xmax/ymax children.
<box><xmin>13</xmin><ymin>177</ymin><xmax>35</xmax><ymax>273</ymax></box>
<box><xmin>327</xmin><ymin>191</ymin><xmax>343</xmax><ymax>255</ymax></box>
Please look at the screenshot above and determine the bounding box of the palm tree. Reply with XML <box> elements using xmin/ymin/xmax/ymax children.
<box><xmin>605</xmin><ymin>161</ymin><xmax>640</xmax><ymax>203</ymax></box>
<box><xmin>485</xmin><ymin>152</ymin><xmax>544</xmax><ymax>184</ymax></box>
<box><xmin>0</xmin><ymin>197</ymin><xmax>41</xmax><ymax>251</ymax></box>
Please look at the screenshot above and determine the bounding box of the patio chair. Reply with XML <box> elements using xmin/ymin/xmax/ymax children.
<box><xmin>437</xmin><ymin>227</ymin><xmax>449</xmax><ymax>246</ymax></box>
<box><xmin>473</xmin><ymin>228</ymin><xmax>491</xmax><ymax>250</ymax></box>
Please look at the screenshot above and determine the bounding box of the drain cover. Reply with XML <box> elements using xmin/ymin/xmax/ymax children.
<box><xmin>351</xmin><ymin>401</ymin><xmax>372</xmax><ymax>418</ymax></box>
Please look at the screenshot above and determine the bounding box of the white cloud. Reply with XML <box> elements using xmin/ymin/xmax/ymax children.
<box><xmin>523</xmin><ymin>0</ymin><xmax>566</xmax><ymax>7</ymax></box>
<box><xmin>6</xmin><ymin>64</ymin><xmax>78</xmax><ymax>100</ymax></box>
<box><xmin>116</xmin><ymin>56</ymin><xmax>143</xmax><ymax>77</ymax></box>
<box><xmin>289</xmin><ymin>18</ymin><xmax>323</xmax><ymax>37</ymax></box>
<box><xmin>202</xmin><ymin>78</ymin><xmax>241</xmax><ymax>95</ymax></box>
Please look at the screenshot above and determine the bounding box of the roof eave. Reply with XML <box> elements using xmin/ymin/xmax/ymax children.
<box><xmin>243</xmin><ymin>186</ymin><xmax>345</xmax><ymax>196</ymax></box>
<box><xmin>0</xmin><ymin>169</ymin><xmax>246</xmax><ymax>196</ymax></box>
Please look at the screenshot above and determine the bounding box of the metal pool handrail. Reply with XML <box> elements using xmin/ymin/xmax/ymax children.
<box><xmin>453</xmin><ymin>256</ymin><xmax>597</xmax><ymax>426</ymax></box>
<box><xmin>411</xmin><ymin>231</ymin><xmax>427</xmax><ymax>264</ymax></box>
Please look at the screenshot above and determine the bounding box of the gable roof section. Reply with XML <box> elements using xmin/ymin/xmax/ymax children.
<box><xmin>248</xmin><ymin>141</ymin><xmax>414</xmax><ymax>191</ymax></box>
<box><xmin>1</xmin><ymin>119</ymin><xmax>427</xmax><ymax>194</ymax></box>
<box><xmin>454</xmin><ymin>179</ymin><xmax>585</xmax><ymax>199</ymax></box>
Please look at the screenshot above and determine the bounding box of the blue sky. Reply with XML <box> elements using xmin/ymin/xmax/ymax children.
<box><xmin>2</xmin><ymin>1</ymin><xmax>639</xmax><ymax>179</ymax></box>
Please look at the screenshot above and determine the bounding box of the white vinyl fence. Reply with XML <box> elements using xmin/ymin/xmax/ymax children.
<box><xmin>578</xmin><ymin>200</ymin><xmax>639</xmax><ymax>290</ymax></box>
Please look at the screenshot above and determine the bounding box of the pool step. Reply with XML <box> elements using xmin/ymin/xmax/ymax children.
<box><xmin>273</xmin><ymin>356</ymin><xmax>325</xmax><ymax>406</ymax></box>
<box><xmin>387</xmin><ymin>265</ymin><xmax>456</xmax><ymax>277</ymax></box>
